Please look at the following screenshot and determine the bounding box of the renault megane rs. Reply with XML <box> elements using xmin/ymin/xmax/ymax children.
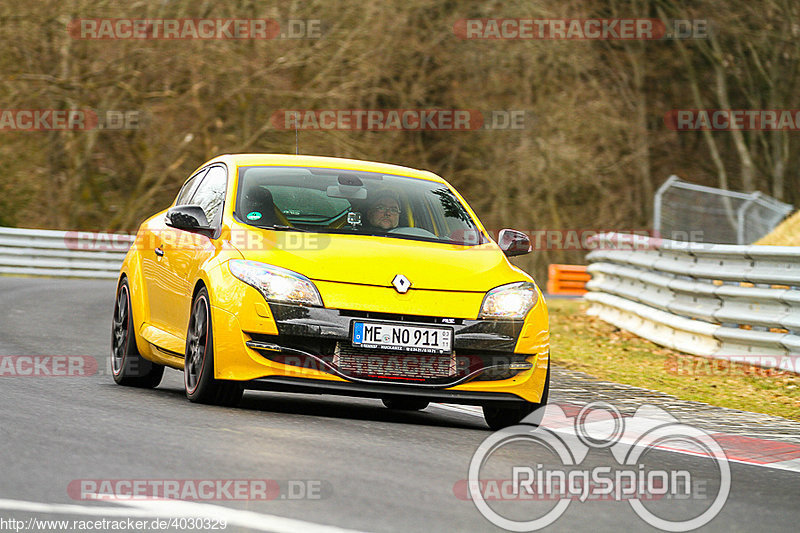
<box><xmin>112</xmin><ymin>154</ymin><xmax>550</xmax><ymax>429</ymax></box>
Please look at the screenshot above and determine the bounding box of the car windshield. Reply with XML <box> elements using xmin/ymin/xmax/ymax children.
<box><xmin>234</xmin><ymin>166</ymin><xmax>487</xmax><ymax>245</ymax></box>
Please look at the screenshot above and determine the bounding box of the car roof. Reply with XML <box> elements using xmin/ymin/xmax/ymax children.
<box><xmin>205</xmin><ymin>154</ymin><xmax>447</xmax><ymax>184</ymax></box>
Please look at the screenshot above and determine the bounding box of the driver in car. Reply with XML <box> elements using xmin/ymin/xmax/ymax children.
<box><xmin>365</xmin><ymin>190</ymin><xmax>401</xmax><ymax>231</ymax></box>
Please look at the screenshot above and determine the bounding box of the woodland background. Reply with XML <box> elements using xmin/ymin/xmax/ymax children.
<box><xmin>1</xmin><ymin>0</ymin><xmax>798</xmax><ymax>279</ymax></box>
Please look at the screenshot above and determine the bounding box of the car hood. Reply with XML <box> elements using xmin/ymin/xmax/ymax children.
<box><xmin>230</xmin><ymin>230</ymin><xmax>528</xmax><ymax>292</ymax></box>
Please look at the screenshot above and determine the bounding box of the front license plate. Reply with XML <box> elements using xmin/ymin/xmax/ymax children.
<box><xmin>351</xmin><ymin>321</ymin><xmax>453</xmax><ymax>354</ymax></box>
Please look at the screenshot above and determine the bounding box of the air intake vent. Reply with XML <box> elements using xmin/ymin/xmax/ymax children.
<box><xmin>333</xmin><ymin>343</ymin><xmax>456</xmax><ymax>381</ymax></box>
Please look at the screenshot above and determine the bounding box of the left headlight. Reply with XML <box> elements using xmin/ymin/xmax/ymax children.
<box><xmin>228</xmin><ymin>260</ymin><xmax>323</xmax><ymax>307</ymax></box>
<box><xmin>478</xmin><ymin>282</ymin><xmax>539</xmax><ymax>319</ymax></box>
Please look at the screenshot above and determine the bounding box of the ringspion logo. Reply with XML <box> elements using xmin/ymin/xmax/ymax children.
<box><xmin>465</xmin><ymin>402</ymin><xmax>730</xmax><ymax>531</ymax></box>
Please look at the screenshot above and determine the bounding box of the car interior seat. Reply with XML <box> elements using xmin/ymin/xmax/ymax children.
<box><xmin>240</xmin><ymin>186</ymin><xmax>290</xmax><ymax>226</ymax></box>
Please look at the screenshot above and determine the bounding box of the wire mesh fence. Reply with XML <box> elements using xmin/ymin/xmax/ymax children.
<box><xmin>653</xmin><ymin>176</ymin><xmax>794</xmax><ymax>244</ymax></box>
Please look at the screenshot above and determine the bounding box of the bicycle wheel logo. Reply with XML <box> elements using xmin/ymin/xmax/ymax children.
<box><xmin>467</xmin><ymin>401</ymin><xmax>730</xmax><ymax>532</ymax></box>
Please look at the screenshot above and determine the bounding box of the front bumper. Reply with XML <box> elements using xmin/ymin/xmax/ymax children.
<box><xmin>209</xmin><ymin>283</ymin><xmax>549</xmax><ymax>404</ymax></box>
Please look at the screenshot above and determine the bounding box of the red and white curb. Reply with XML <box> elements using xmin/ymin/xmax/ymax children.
<box><xmin>433</xmin><ymin>402</ymin><xmax>800</xmax><ymax>474</ymax></box>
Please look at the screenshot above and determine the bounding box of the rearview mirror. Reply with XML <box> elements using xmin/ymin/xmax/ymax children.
<box><xmin>327</xmin><ymin>173</ymin><xmax>367</xmax><ymax>199</ymax></box>
<box><xmin>165</xmin><ymin>205</ymin><xmax>212</xmax><ymax>234</ymax></box>
<box><xmin>498</xmin><ymin>229</ymin><xmax>531</xmax><ymax>257</ymax></box>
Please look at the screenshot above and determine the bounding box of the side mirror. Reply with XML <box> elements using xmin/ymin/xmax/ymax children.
<box><xmin>498</xmin><ymin>229</ymin><xmax>531</xmax><ymax>257</ymax></box>
<box><xmin>165</xmin><ymin>205</ymin><xmax>212</xmax><ymax>234</ymax></box>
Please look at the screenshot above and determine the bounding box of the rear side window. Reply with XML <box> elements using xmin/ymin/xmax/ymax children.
<box><xmin>189</xmin><ymin>166</ymin><xmax>227</xmax><ymax>225</ymax></box>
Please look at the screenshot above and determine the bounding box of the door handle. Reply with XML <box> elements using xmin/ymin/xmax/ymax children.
<box><xmin>155</xmin><ymin>246</ymin><xmax>164</xmax><ymax>257</ymax></box>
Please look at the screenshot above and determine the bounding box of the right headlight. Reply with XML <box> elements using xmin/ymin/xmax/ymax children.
<box><xmin>478</xmin><ymin>282</ymin><xmax>539</xmax><ymax>319</ymax></box>
<box><xmin>228</xmin><ymin>259</ymin><xmax>323</xmax><ymax>307</ymax></box>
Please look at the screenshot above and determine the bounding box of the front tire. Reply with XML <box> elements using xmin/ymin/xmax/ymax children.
<box><xmin>184</xmin><ymin>287</ymin><xmax>243</xmax><ymax>407</ymax></box>
<box><xmin>111</xmin><ymin>278</ymin><xmax>164</xmax><ymax>388</ymax></box>
<box><xmin>483</xmin><ymin>361</ymin><xmax>550</xmax><ymax>431</ymax></box>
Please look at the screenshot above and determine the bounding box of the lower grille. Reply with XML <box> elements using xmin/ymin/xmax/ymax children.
<box><xmin>246</xmin><ymin>332</ymin><xmax>531</xmax><ymax>384</ymax></box>
<box><xmin>333</xmin><ymin>343</ymin><xmax>457</xmax><ymax>381</ymax></box>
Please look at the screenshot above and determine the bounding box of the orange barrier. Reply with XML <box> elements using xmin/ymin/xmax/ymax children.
<box><xmin>546</xmin><ymin>264</ymin><xmax>589</xmax><ymax>296</ymax></box>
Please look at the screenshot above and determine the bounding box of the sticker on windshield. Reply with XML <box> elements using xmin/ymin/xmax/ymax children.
<box><xmin>246</xmin><ymin>211</ymin><xmax>262</xmax><ymax>221</ymax></box>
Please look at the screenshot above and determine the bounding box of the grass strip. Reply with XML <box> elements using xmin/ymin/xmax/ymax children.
<box><xmin>548</xmin><ymin>299</ymin><xmax>800</xmax><ymax>421</ymax></box>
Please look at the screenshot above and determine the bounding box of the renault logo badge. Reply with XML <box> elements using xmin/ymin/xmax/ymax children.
<box><xmin>392</xmin><ymin>274</ymin><xmax>411</xmax><ymax>294</ymax></box>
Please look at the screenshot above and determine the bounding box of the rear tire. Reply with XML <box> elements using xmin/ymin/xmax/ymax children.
<box><xmin>382</xmin><ymin>397</ymin><xmax>430</xmax><ymax>411</ymax></box>
<box><xmin>483</xmin><ymin>361</ymin><xmax>550</xmax><ymax>431</ymax></box>
<box><xmin>184</xmin><ymin>287</ymin><xmax>243</xmax><ymax>407</ymax></box>
<box><xmin>111</xmin><ymin>278</ymin><xmax>164</xmax><ymax>388</ymax></box>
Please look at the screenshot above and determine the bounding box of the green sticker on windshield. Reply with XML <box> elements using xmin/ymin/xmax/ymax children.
<box><xmin>246</xmin><ymin>211</ymin><xmax>262</xmax><ymax>221</ymax></box>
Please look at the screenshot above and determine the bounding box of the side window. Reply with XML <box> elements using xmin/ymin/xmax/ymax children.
<box><xmin>175</xmin><ymin>168</ymin><xmax>208</xmax><ymax>206</ymax></box>
<box><xmin>189</xmin><ymin>166</ymin><xmax>227</xmax><ymax>225</ymax></box>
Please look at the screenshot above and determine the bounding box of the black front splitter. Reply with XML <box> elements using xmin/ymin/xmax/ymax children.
<box><xmin>247</xmin><ymin>375</ymin><xmax>528</xmax><ymax>407</ymax></box>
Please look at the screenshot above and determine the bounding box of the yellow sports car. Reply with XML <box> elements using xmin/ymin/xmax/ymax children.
<box><xmin>112</xmin><ymin>154</ymin><xmax>549</xmax><ymax>429</ymax></box>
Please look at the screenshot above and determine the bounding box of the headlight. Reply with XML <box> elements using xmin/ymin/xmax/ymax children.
<box><xmin>478</xmin><ymin>282</ymin><xmax>539</xmax><ymax>319</ymax></box>
<box><xmin>228</xmin><ymin>260</ymin><xmax>323</xmax><ymax>307</ymax></box>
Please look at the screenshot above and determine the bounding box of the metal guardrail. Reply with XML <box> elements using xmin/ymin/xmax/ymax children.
<box><xmin>0</xmin><ymin>227</ymin><xmax>131</xmax><ymax>279</ymax></box>
<box><xmin>586</xmin><ymin>232</ymin><xmax>800</xmax><ymax>372</ymax></box>
<box><xmin>3</xmin><ymin>226</ymin><xmax>798</xmax><ymax>371</ymax></box>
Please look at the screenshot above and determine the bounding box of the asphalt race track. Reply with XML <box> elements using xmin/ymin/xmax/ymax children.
<box><xmin>1</xmin><ymin>277</ymin><xmax>799</xmax><ymax>532</ymax></box>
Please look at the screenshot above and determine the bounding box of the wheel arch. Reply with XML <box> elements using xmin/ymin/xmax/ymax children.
<box><xmin>119</xmin><ymin>242</ymin><xmax>151</xmax><ymax>327</ymax></box>
<box><xmin>191</xmin><ymin>278</ymin><xmax>208</xmax><ymax>302</ymax></box>
<box><xmin>114</xmin><ymin>270</ymin><xmax>152</xmax><ymax>363</ymax></box>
